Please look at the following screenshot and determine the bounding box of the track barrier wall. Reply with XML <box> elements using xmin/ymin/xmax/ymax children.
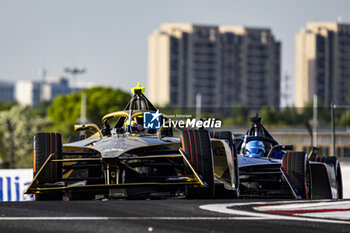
<box><xmin>341</xmin><ymin>163</ymin><xmax>350</xmax><ymax>199</ymax></box>
<box><xmin>0</xmin><ymin>169</ymin><xmax>33</xmax><ymax>201</ymax></box>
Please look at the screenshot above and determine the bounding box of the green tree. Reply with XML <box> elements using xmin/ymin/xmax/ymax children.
<box><xmin>48</xmin><ymin>87</ymin><xmax>131</xmax><ymax>140</ymax></box>
<box><xmin>84</xmin><ymin>87</ymin><xmax>131</xmax><ymax>124</ymax></box>
<box><xmin>0</xmin><ymin>106</ymin><xmax>52</xmax><ymax>168</ymax></box>
<box><xmin>231</xmin><ymin>103</ymin><xmax>249</xmax><ymax>126</ymax></box>
<box><xmin>259</xmin><ymin>106</ymin><xmax>280</xmax><ymax>125</ymax></box>
<box><xmin>0</xmin><ymin>100</ymin><xmax>15</xmax><ymax>111</ymax></box>
<box><xmin>339</xmin><ymin>111</ymin><xmax>350</xmax><ymax>126</ymax></box>
<box><xmin>279</xmin><ymin>106</ymin><xmax>300</xmax><ymax>125</ymax></box>
<box><xmin>31</xmin><ymin>100</ymin><xmax>52</xmax><ymax>117</ymax></box>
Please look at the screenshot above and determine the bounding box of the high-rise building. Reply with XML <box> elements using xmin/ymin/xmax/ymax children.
<box><xmin>148</xmin><ymin>23</ymin><xmax>281</xmax><ymax>108</ymax></box>
<box><xmin>15</xmin><ymin>76</ymin><xmax>87</xmax><ymax>106</ymax></box>
<box><xmin>41</xmin><ymin>76</ymin><xmax>71</xmax><ymax>101</ymax></box>
<box><xmin>295</xmin><ymin>22</ymin><xmax>350</xmax><ymax>107</ymax></box>
<box><xmin>0</xmin><ymin>81</ymin><xmax>14</xmax><ymax>103</ymax></box>
<box><xmin>15</xmin><ymin>80</ymin><xmax>41</xmax><ymax>106</ymax></box>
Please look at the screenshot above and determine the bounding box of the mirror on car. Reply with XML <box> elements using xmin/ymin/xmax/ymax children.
<box><xmin>74</xmin><ymin>123</ymin><xmax>103</xmax><ymax>139</ymax></box>
<box><xmin>267</xmin><ymin>144</ymin><xmax>294</xmax><ymax>158</ymax></box>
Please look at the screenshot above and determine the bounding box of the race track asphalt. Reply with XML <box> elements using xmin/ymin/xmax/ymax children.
<box><xmin>0</xmin><ymin>199</ymin><xmax>348</xmax><ymax>233</ymax></box>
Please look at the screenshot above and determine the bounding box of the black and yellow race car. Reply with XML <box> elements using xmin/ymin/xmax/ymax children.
<box><xmin>25</xmin><ymin>84</ymin><xmax>239</xmax><ymax>200</ymax></box>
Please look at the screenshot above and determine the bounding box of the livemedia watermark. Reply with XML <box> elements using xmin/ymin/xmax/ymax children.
<box><xmin>143</xmin><ymin>111</ymin><xmax>222</xmax><ymax>129</ymax></box>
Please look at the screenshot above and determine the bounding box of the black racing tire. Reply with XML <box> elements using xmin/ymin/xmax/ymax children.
<box><xmin>67</xmin><ymin>135</ymin><xmax>88</xmax><ymax>143</ymax></box>
<box><xmin>315</xmin><ymin>156</ymin><xmax>343</xmax><ymax>199</ymax></box>
<box><xmin>210</xmin><ymin>131</ymin><xmax>239</xmax><ymax>198</ymax></box>
<box><xmin>182</xmin><ymin>129</ymin><xmax>214</xmax><ymax>199</ymax></box>
<box><xmin>34</xmin><ymin>133</ymin><xmax>63</xmax><ymax>200</ymax></box>
<box><xmin>282</xmin><ymin>152</ymin><xmax>311</xmax><ymax>199</ymax></box>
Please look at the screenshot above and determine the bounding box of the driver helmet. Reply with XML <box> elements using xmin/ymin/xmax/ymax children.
<box><xmin>124</xmin><ymin>115</ymin><xmax>144</xmax><ymax>132</ymax></box>
<box><xmin>245</xmin><ymin>140</ymin><xmax>265</xmax><ymax>158</ymax></box>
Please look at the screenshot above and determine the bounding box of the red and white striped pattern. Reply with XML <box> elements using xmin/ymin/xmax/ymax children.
<box><xmin>254</xmin><ymin>201</ymin><xmax>350</xmax><ymax>221</ymax></box>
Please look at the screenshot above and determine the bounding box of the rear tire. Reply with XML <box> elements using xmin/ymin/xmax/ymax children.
<box><xmin>282</xmin><ymin>152</ymin><xmax>311</xmax><ymax>199</ymax></box>
<box><xmin>182</xmin><ymin>129</ymin><xmax>214</xmax><ymax>199</ymax></box>
<box><xmin>34</xmin><ymin>133</ymin><xmax>63</xmax><ymax>200</ymax></box>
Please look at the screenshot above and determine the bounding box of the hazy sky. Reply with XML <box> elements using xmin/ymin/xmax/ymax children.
<box><xmin>0</xmin><ymin>0</ymin><xmax>349</xmax><ymax>92</ymax></box>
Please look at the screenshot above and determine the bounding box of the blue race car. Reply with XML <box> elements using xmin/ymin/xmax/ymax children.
<box><xmin>226</xmin><ymin>115</ymin><xmax>343</xmax><ymax>199</ymax></box>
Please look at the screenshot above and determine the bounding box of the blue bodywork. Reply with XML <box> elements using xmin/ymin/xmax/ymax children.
<box><xmin>238</xmin><ymin>155</ymin><xmax>281</xmax><ymax>168</ymax></box>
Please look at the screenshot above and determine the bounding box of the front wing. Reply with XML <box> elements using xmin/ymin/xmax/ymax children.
<box><xmin>25</xmin><ymin>149</ymin><xmax>206</xmax><ymax>196</ymax></box>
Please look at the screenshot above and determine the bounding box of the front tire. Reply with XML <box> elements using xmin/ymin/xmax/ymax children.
<box><xmin>182</xmin><ymin>129</ymin><xmax>214</xmax><ymax>199</ymax></box>
<box><xmin>34</xmin><ymin>133</ymin><xmax>63</xmax><ymax>200</ymax></box>
<box><xmin>282</xmin><ymin>152</ymin><xmax>311</xmax><ymax>199</ymax></box>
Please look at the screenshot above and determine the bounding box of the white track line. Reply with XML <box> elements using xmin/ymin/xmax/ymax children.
<box><xmin>252</xmin><ymin>200</ymin><xmax>350</xmax><ymax>221</ymax></box>
<box><xmin>0</xmin><ymin>216</ymin><xmax>263</xmax><ymax>221</ymax></box>
<box><xmin>254</xmin><ymin>200</ymin><xmax>350</xmax><ymax>211</ymax></box>
<box><xmin>199</xmin><ymin>201</ymin><xmax>350</xmax><ymax>224</ymax></box>
<box><xmin>296</xmin><ymin>211</ymin><xmax>350</xmax><ymax>220</ymax></box>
